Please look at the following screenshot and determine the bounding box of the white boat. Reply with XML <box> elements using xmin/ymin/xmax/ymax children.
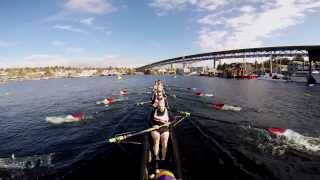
<box><xmin>257</xmin><ymin>73</ymin><xmax>290</xmax><ymax>82</ymax></box>
<box><xmin>312</xmin><ymin>70</ymin><xmax>319</xmax><ymax>74</ymax></box>
<box><xmin>186</xmin><ymin>72</ymin><xmax>199</xmax><ymax>76</ymax></box>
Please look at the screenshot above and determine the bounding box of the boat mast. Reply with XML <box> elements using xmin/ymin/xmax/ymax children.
<box><xmin>270</xmin><ymin>56</ymin><xmax>273</xmax><ymax>75</ymax></box>
<box><xmin>279</xmin><ymin>58</ymin><xmax>282</xmax><ymax>74</ymax></box>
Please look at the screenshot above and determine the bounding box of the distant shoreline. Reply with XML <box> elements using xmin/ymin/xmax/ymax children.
<box><xmin>0</xmin><ymin>67</ymin><xmax>136</xmax><ymax>84</ymax></box>
<box><xmin>0</xmin><ymin>74</ymin><xmax>141</xmax><ymax>85</ymax></box>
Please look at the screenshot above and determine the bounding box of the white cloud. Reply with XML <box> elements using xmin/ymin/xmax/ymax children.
<box><xmin>53</xmin><ymin>25</ymin><xmax>88</xmax><ymax>34</ymax></box>
<box><xmin>80</xmin><ymin>17</ymin><xmax>95</xmax><ymax>25</ymax></box>
<box><xmin>0</xmin><ymin>40</ymin><xmax>20</xmax><ymax>48</ymax></box>
<box><xmin>151</xmin><ymin>0</ymin><xmax>320</xmax><ymax>51</ymax></box>
<box><xmin>196</xmin><ymin>0</ymin><xmax>226</xmax><ymax>11</ymax></box>
<box><xmin>149</xmin><ymin>0</ymin><xmax>226</xmax><ymax>15</ymax></box>
<box><xmin>239</xmin><ymin>5</ymin><xmax>255</xmax><ymax>13</ymax></box>
<box><xmin>225</xmin><ymin>14</ymin><xmax>255</xmax><ymax>29</ymax></box>
<box><xmin>65</xmin><ymin>0</ymin><xmax>117</xmax><ymax>14</ymax></box>
<box><xmin>149</xmin><ymin>0</ymin><xmax>190</xmax><ymax>11</ymax></box>
<box><xmin>52</xmin><ymin>40</ymin><xmax>66</xmax><ymax>47</ymax></box>
<box><xmin>198</xmin><ymin>14</ymin><xmax>225</xmax><ymax>26</ymax></box>
<box><xmin>41</xmin><ymin>0</ymin><xmax>116</xmax><ymax>23</ymax></box>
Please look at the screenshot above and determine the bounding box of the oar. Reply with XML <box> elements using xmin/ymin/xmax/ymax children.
<box><xmin>96</xmin><ymin>100</ymin><xmax>104</xmax><ymax>105</ymax></box>
<box><xmin>174</xmin><ymin>95</ymin><xmax>212</xmax><ymax>105</ymax></box>
<box><xmin>108</xmin><ymin>111</ymin><xmax>190</xmax><ymax>143</ymax></box>
<box><xmin>190</xmin><ymin>112</ymin><xmax>269</xmax><ymax>129</ymax></box>
<box><xmin>166</xmin><ymin>93</ymin><xmax>176</xmax><ymax>99</ymax></box>
<box><xmin>136</xmin><ymin>101</ymin><xmax>152</xmax><ymax>106</ymax></box>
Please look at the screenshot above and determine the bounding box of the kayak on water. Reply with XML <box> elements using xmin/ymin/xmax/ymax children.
<box><xmin>96</xmin><ymin>97</ymin><xmax>114</xmax><ymax>106</ymax></box>
<box><xmin>103</xmin><ymin>97</ymin><xmax>114</xmax><ymax>105</ymax></box>
<box><xmin>212</xmin><ymin>103</ymin><xmax>242</xmax><ymax>111</ymax></box>
<box><xmin>193</xmin><ymin>91</ymin><xmax>213</xmax><ymax>97</ymax></box>
<box><xmin>194</xmin><ymin>91</ymin><xmax>204</xmax><ymax>96</ymax></box>
<box><xmin>70</xmin><ymin>112</ymin><xmax>86</xmax><ymax>121</ymax></box>
<box><xmin>45</xmin><ymin>112</ymin><xmax>87</xmax><ymax>124</ymax></box>
<box><xmin>97</xmin><ymin>96</ymin><xmax>128</xmax><ymax>107</ymax></box>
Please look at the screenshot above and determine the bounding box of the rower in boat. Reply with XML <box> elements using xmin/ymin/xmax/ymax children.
<box><xmin>153</xmin><ymin>81</ymin><xmax>166</xmax><ymax>95</ymax></box>
<box><xmin>153</xmin><ymin>80</ymin><xmax>161</xmax><ymax>91</ymax></box>
<box><xmin>152</xmin><ymin>92</ymin><xmax>169</xmax><ymax>108</ymax></box>
<box><xmin>143</xmin><ymin>96</ymin><xmax>182</xmax><ymax>179</ymax></box>
<box><xmin>150</xmin><ymin>103</ymin><xmax>172</xmax><ymax>160</ymax></box>
<box><xmin>107</xmin><ymin>82</ymin><xmax>186</xmax><ymax>179</ymax></box>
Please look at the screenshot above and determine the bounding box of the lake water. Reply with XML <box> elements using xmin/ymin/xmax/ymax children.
<box><xmin>0</xmin><ymin>76</ymin><xmax>320</xmax><ymax>179</ymax></box>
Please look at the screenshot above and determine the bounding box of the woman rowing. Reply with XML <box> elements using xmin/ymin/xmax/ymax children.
<box><xmin>152</xmin><ymin>91</ymin><xmax>169</xmax><ymax>108</ymax></box>
<box><xmin>150</xmin><ymin>102</ymin><xmax>173</xmax><ymax>162</ymax></box>
<box><xmin>153</xmin><ymin>80</ymin><xmax>165</xmax><ymax>93</ymax></box>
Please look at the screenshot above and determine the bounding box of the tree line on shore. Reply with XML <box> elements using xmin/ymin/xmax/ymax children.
<box><xmin>0</xmin><ymin>66</ymin><xmax>136</xmax><ymax>79</ymax></box>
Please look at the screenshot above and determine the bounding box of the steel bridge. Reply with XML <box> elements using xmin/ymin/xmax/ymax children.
<box><xmin>136</xmin><ymin>45</ymin><xmax>320</xmax><ymax>72</ymax></box>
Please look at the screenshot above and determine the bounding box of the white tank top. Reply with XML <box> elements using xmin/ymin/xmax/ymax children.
<box><xmin>153</xmin><ymin>109</ymin><xmax>169</xmax><ymax>124</ymax></box>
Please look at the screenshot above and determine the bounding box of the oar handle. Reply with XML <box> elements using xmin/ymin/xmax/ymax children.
<box><xmin>96</xmin><ymin>101</ymin><xmax>102</xmax><ymax>105</ymax></box>
<box><xmin>178</xmin><ymin>111</ymin><xmax>191</xmax><ymax>117</ymax></box>
<box><xmin>136</xmin><ymin>101</ymin><xmax>152</xmax><ymax>106</ymax></box>
<box><xmin>108</xmin><ymin>135</ymin><xmax>128</xmax><ymax>143</ymax></box>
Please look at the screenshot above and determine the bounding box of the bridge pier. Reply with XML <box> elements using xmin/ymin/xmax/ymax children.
<box><xmin>307</xmin><ymin>49</ymin><xmax>320</xmax><ymax>84</ymax></box>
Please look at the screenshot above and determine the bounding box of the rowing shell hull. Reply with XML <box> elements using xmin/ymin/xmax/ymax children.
<box><xmin>140</xmin><ymin>127</ymin><xmax>183</xmax><ymax>180</ymax></box>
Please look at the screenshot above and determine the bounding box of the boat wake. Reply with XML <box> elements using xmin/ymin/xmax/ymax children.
<box><xmin>0</xmin><ymin>153</ymin><xmax>54</xmax><ymax>170</ymax></box>
<box><xmin>212</xmin><ymin>104</ymin><xmax>242</xmax><ymax>111</ymax></box>
<box><xmin>241</xmin><ymin>127</ymin><xmax>320</xmax><ymax>157</ymax></box>
<box><xmin>268</xmin><ymin>128</ymin><xmax>320</xmax><ymax>156</ymax></box>
<box><xmin>45</xmin><ymin>115</ymin><xmax>80</xmax><ymax>124</ymax></box>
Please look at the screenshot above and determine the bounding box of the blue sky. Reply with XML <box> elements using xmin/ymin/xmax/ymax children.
<box><xmin>0</xmin><ymin>0</ymin><xmax>320</xmax><ymax>68</ymax></box>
